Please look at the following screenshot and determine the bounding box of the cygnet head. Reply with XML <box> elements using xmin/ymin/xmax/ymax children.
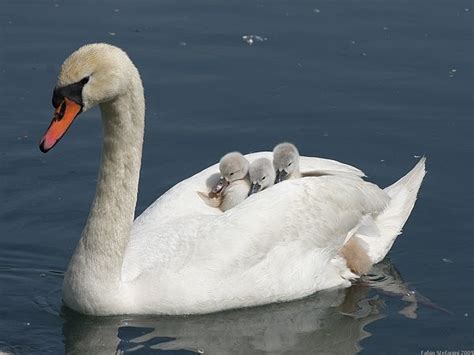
<box><xmin>273</xmin><ymin>142</ymin><xmax>300</xmax><ymax>183</ymax></box>
<box><xmin>39</xmin><ymin>43</ymin><xmax>143</xmax><ymax>153</ymax></box>
<box><xmin>248</xmin><ymin>158</ymin><xmax>275</xmax><ymax>196</ymax></box>
<box><xmin>219</xmin><ymin>152</ymin><xmax>249</xmax><ymax>183</ymax></box>
<box><xmin>210</xmin><ymin>152</ymin><xmax>249</xmax><ymax>195</ymax></box>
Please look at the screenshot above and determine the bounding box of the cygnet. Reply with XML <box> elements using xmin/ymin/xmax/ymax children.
<box><xmin>273</xmin><ymin>142</ymin><xmax>301</xmax><ymax>183</ymax></box>
<box><xmin>199</xmin><ymin>152</ymin><xmax>250</xmax><ymax>211</ymax></box>
<box><xmin>248</xmin><ymin>158</ymin><xmax>276</xmax><ymax>196</ymax></box>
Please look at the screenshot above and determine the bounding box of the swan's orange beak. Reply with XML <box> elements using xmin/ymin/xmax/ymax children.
<box><xmin>39</xmin><ymin>98</ymin><xmax>82</xmax><ymax>153</ymax></box>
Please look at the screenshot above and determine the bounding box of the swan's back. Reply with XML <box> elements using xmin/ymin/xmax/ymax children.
<box><xmin>121</xmin><ymin>153</ymin><xmax>371</xmax><ymax>283</ymax></box>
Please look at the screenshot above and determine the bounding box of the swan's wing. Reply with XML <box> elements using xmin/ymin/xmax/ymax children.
<box><xmin>184</xmin><ymin>176</ymin><xmax>389</xmax><ymax>269</ymax></box>
<box><xmin>122</xmin><ymin>158</ymin><xmax>386</xmax><ymax>283</ymax></box>
<box><xmin>298</xmin><ymin>155</ymin><xmax>366</xmax><ymax>177</ymax></box>
<box><xmin>301</xmin><ymin>169</ymin><xmax>362</xmax><ymax>178</ymax></box>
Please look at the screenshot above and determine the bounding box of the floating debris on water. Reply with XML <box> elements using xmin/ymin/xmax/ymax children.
<box><xmin>464</xmin><ymin>313</ymin><xmax>469</xmax><ymax>317</ymax></box>
<box><xmin>351</xmin><ymin>40</ymin><xmax>356</xmax><ymax>45</ymax></box>
<box><xmin>108</xmin><ymin>32</ymin><xmax>116</xmax><ymax>36</ymax></box>
<box><xmin>414</xmin><ymin>155</ymin><xmax>421</xmax><ymax>158</ymax></box>
<box><xmin>464</xmin><ymin>8</ymin><xmax>470</xmax><ymax>12</ymax></box>
<box><xmin>242</xmin><ymin>35</ymin><xmax>267</xmax><ymax>45</ymax></box>
<box><xmin>313</xmin><ymin>8</ymin><xmax>321</xmax><ymax>13</ymax></box>
<box><xmin>114</xmin><ymin>8</ymin><xmax>120</xmax><ymax>13</ymax></box>
<box><xmin>179</xmin><ymin>41</ymin><xmax>187</xmax><ymax>47</ymax></box>
<box><xmin>442</xmin><ymin>258</ymin><xmax>454</xmax><ymax>263</ymax></box>
<box><xmin>362</xmin><ymin>52</ymin><xmax>367</xmax><ymax>56</ymax></box>
<box><xmin>383</xmin><ymin>26</ymin><xmax>389</xmax><ymax>31</ymax></box>
<box><xmin>380</xmin><ymin>159</ymin><xmax>385</xmax><ymax>162</ymax></box>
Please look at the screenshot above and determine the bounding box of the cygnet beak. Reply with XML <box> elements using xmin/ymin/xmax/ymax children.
<box><xmin>248</xmin><ymin>182</ymin><xmax>262</xmax><ymax>196</ymax></box>
<box><xmin>211</xmin><ymin>177</ymin><xmax>229</xmax><ymax>194</ymax></box>
<box><xmin>275</xmin><ymin>169</ymin><xmax>288</xmax><ymax>183</ymax></box>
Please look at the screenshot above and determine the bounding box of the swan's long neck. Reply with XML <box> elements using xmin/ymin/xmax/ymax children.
<box><xmin>65</xmin><ymin>73</ymin><xmax>144</xmax><ymax>295</ymax></box>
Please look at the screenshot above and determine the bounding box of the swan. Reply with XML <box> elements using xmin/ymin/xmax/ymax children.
<box><xmin>248</xmin><ymin>158</ymin><xmax>275</xmax><ymax>195</ymax></box>
<box><xmin>39</xmin><ymin>43</ymin><xmax>426</xmax><ymax>316</ymax></box>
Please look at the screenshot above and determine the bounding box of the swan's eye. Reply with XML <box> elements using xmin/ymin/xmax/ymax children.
<box><xmin>80</xmin><ymin>76</ymin><xmax>90</xmax><ymax>85</ymax></box>
<box><xmin>262</xmin><ymin>176</ymin><xmax>266</xmax><ymax>180</ymax></box>
<box><xmin>287</xmin><ymin>162</ymin><xmax>293</xmax><ymax>167</ymax></box>
<box><xmin>230</xmin><ymin>172</ymin><xmax>234</xmax><ymax>176</ymax></box>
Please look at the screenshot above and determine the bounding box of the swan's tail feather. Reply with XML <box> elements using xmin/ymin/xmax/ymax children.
<box><xmin>358</xmin><ymin>158</ymin><xmax>426</xmax><ymax>264</ymax></box>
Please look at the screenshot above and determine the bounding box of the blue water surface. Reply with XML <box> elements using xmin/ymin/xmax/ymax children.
<box><xmin>0</xmin><ymin>0</ymin><xmax>472</xmax><ymax>353</ymax></box>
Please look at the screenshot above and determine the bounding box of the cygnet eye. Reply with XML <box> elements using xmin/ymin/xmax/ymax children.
<box><xmin>287</xmin><ymin>162</ymin><xmax>293</xmax><ymax>167</ymax></box>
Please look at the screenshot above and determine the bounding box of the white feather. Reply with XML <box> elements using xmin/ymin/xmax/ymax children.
<box><xmin>356</xmin><ymin>157</ymin><xmax>426</xmax><ymax>263</ymax></box>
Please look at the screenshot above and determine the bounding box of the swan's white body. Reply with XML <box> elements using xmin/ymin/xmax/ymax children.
<box><xmin>53</xmin><ymin>44</ymin><xmax>426</xmax><ymax>316</ymax></box>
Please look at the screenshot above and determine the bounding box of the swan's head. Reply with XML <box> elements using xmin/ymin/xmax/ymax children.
<box><xmin>248</xmin><ymin>158</ymin><xmax>275</xmax><ymax>196</ymax></box>
<box><xmin>39</xmin><ymin>43</ymin><xmax>139</xmax><ymax>153</ymax></box>
<box><xmin>273</xmin><ymin>142</ymin><xmax>300</xmax><ymax>183</ymax></box>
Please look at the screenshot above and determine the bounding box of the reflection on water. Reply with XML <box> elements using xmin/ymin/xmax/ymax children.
<box><xmin>61</xmin><ymin>259</ymin><xmax>439</xmax><ymax>354</ymax></box>
<box><xmin>63</xmin><ymin>289</ymin><xmax>374</xmax><ymax>354</ymax></box>
<box><xmin>361</xmin><ymin>259</ymin><xmax>451</xmax><ymax>318</ymax></box>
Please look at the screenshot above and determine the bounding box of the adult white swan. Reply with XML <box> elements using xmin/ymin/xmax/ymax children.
<box><xmin>39</xmin><ymin>43</ymin><xmax>426</xmax><ymax>316</ymax></box>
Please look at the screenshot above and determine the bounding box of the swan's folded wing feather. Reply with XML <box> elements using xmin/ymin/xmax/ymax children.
<box><xmin>298</xmin><ymin>156</ymin><xmax>366</xmax><ymax>178</ymax></box>
<box><xmin>301</xmin><ymin>170</ymin><xmax>363</xmax><ymax>179</ymax></box>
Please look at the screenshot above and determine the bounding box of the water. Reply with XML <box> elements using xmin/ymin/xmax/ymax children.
<box><xmin>0</xmin><ymin>0</ymin><xmax>472</xmax><ymax>353</ymax></box>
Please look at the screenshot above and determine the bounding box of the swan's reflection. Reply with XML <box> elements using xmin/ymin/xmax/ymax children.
<box><xmin>62</xmin><ymin>259</ymin><xmax>439</xmax><ymax>354</ymax></box>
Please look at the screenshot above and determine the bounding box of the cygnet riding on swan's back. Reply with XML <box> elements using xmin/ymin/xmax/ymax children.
<box><xmin>248</xmin><ymin>158</ymin><xmax>275</xmax><ymax>196</ymax></box>
<box><xmin>273</xmin><ymin>142</ymin><xmax>362</xmax><ymax>183</ymax></box>
<box><xmin>39</xmin><ymin>43</ymin><xmax>426</xmax><ymax>316</ymax></box>
<box><xmin>209</xmin><ymin>152</ymin><xmax>250</xmax><ymax>211</ymax></box>
<box><xmin>273</xmin><ymin>142</ymin><xmax>300</xmax><ymax>183</ymax></box>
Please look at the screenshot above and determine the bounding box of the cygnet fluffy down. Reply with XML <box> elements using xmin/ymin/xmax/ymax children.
<box><xmin>273</xmin><ymin>142</ymin><xmax>301</xmax><ymax>183</ymax></box>
<box><xmin>248</xmin><ymin>158</ymin><xmax>275</xmax><ymax>196</ymax></box>
<box><xmin>198</xmin><ymin>152</ymin><xmax>250</xmax><ymax>211</ymax></box>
